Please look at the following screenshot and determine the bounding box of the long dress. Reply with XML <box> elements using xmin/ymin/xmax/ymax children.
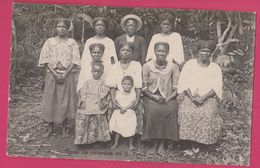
<box><xmin>38</xmin><ymin>37</ymin><xmax>80</xmax><ymax>123</ymax></box>
<box><xmin>142</xmin><ymin>61</ymin><xmax>180</xmax><ymax>141</ymax></box>
<box><xmin>74</xmin><ymin>79</ymin><xmax>111</xmax><ymax>144</ymax></box>
<box><xmin>109</xmin><ymin>89</ymin><xmax>137</xmax><ymax>137</ymax></box>
<box><xmin>77</xmin><ymin>36</ymin><xmax>118</xmax><ymax>92</ymax></box>
<box><xmin>177</xmin><ymin>59</ymin><xmax>223</xmax><ymax>144</ymax></box>
<box><xmin>145</xmin><ymin>33</ymin><xmax>184</xmax><ymax>64</ymax></box>
<box><xmin>106</xmin><ymin>61</ymin><xmax>143</xmax><ymax>134</ymax></box>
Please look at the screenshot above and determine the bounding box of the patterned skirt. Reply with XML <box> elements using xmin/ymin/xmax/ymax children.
<box><xmin>41</xmin><ymin>72</ymin><xmax>77</xmax><ymax>123</ymax></box>
<box><xmin>178</xmin><ymin>96</ymin><xmax>223</xmax><ymax>144</ymax></box>
<box><xmin>142</xmin><ymin>96</ymin><xmax>179</xmax><ymax>141</ymax></box>
<box><xmin>74</xmin><ymin>112</ymin><xmax>111</xmax><ymax>144</ymax></box>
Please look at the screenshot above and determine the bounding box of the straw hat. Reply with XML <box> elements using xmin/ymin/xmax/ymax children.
<box><xmin>120</xmin><ymin>14</ymin><xmax>143</xmax><ymax>32</ymax></box>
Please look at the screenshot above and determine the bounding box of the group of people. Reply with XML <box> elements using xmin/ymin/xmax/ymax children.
<box><xmin>38</xmin><ymin>13</ymin><xmax>223</xmax><ymax>156</ymax></box>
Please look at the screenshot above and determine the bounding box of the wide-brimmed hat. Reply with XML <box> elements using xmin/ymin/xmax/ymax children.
<box><xmin>120</xmin><ymin>14</ymin><xmax>143</xmax><ymax>32</ymax></box>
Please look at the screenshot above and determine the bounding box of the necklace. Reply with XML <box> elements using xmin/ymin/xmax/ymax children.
<box><xmin>155</xmin><ymin>61</ymin><xmax>167</xmax><ymax>70</ymax></box>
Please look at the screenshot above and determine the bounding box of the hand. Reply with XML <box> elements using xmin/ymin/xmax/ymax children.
<box><xmin>130</xmin><ymin>100</ymin><xmax>139</xmax><ymax>110</ymax></box>
<box><xmin>120</xmin><ymin>109</ymin><xmax>127</xmax><ymax>114</ymax></box>
<box><xmin>78</xmin><ymin>101</ymin><xmax>83</xmax><ymax>109</ymax></box>
<box><xmin>153</xmin><ymin>95</ymin><xmax>166</xmax><ymax>104</ymax></box>
<box><xmin>99</xmin><ymin>98</ymin><xmax>107</xmax><ymax>110</ymax></box>
<box><xmin>54</xmin><ymin>73</ymin><xmax>65</xmax><ymax>84</ymax></box>
<box><xmin>192</xmin><ymin>96</ymin><xmax>205</xmax><ymax>106</ymax></box>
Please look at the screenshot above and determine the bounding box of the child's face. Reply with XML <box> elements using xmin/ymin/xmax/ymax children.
<box><xmin>90</xmin><ymin>47</ymin><xmax>104</xmax><ymax>61</ymax></box>
<box><xmin>125</xmin><ymin>19</ymin><xmax>137</xmax><ymax>36</ymax></box>
<box><xmin>56</xmin><ymin>22</ymin><xmax>68</xmax><ymax>37</ymax></box>
<box><xmin>122</xmin><ymin>79</ymin><xmax>133</xmax><ymax>92</ymax></box>
<box><xmin>160</xmin><ymin>20</ymin><xmax>172</xmax><ymax>34</ymax></box>
<box><xmin>154</xmin><ymin>45</ymin><xmax>169</xmax><ymax>62</ymax></box>
<box><xmin>198</xmin><ymin>48</ymin><xmax>212</xmax><ymax>62</ymax></box>
<box><xmin>94</xmin><ymin>20</ymin><xmax>106</xmax><ymax>35</ymax></box>
<box><xmin>120</xmin><ymin>45</ymin><xmax>133</xmax><ymax>62</ymax></box>
<box><xmin>92</xmin><ymin>65</ymin><xmax>103</xmax><ymax>79</ymax></box>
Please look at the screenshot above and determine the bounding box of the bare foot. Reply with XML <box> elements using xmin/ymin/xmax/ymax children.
<box><xmin>43</xmin><ymin>128</ymin><xmax>53</xmax><ymax>138</ymax></box>
<box><xmin>62</xmin><ymin>129</ymin><xmax>69</xmax><ymax>138</ymax></box>
<box><xmin>157</xmin><ymin>144</ymin><xmax>167</xmax><ymax>157</ymax></box>
<box><xmin>146</xmin><ymin>145</ymin><xmax>157</xmax><ymax>155</ymax></box>
<box><xmin>110</xmin><ymin>143</ymin><xmax>118</xmax><ymax>149</ymax></box>
<box><xmin>129</xmin><ymin>144</ymin><xmax>136</xmax><ymax>150</ymax></box>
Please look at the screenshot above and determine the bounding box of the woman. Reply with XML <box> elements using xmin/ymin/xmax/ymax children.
<box><xmin>77</xmin><ymin>17</ymin><xmax>118</xmax><ymax>92</ymax></box>
<box><xmin>177</xmin><ymin>40</ymin><xmax>223</xmax><ymax>146</ymax></box>
<box><xmin>38</xmin><ymin>18</ymin><xmax>80</xmax><ymax>137</ymax></box>
<box><xmin>115</xmin><ymin>14</ymin><xmax>147</xmax><ymax>65</ymax></box>
<box><xmin>145</xmin><ymin>13</ymin><xmax>184</xmax><ymax>65</ymax></box>
<box><xmin>142</xmin><ymin>42</ymin><xmax>180</xmax><ymax>156</ymax></box>
<box><xmin>106</xmin><ymin>42</ymin><xmax>142</xmax><ymax>148</ymax></box>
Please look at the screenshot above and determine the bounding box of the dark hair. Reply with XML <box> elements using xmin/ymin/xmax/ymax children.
<box><xmin>158</xmin><ymin>13</ymin><xmax>175</xmax><ymax>24</ymax></box>
<box><xmin>93</xmin><ymin>17</ymin><xmax>108</xmax><ymax>28</ymax></box>
<box><xmin>122</xmin><ymin>75</ymin><xmax>134</xmax><ymax>85</ymax></box>
<box><xmin>89</xmin><ymin>43</ymin><xmax>105</xmax><ymax>52</ymax></box>
<box><xmin>125</xmin><ymin>18</ymin><xmax>138</xmax><ymax>25</ymax></box>
<box><xmin>92</xmin><ymin>61</ymin><xmax>104</xmax><ymax>71</ymax></box>
<box><xmin>119</xmin><ymin>42</ymin><xmax>135</xmax><ymax>52</ymax></box>
<box><xmin>154</xmin><ymin>42</ymin><xmax>170</xmax><ymax>51</ymax></box>
<box><xmin>55</xmin><ymin>18</ymin><xmax>71</xmax><ymax>29</ymax></box>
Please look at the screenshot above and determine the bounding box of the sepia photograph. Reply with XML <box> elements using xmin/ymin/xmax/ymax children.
<box><xmin>7</xmin><ymin>2</ymin><xmax>255</xmax><ymax>166</ymax></box>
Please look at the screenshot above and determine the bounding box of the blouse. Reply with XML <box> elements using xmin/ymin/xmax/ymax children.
<box><xmin>38</xmin><ymin>37</ymin><xmax>80</xmax><ymax>69</ymax></box>
<box><xmin>142</xmin><ymin>61</ymin><xmax>180</xmax><ymax>98</ymax></box>
<box><xmin>145</xmin><ymin>33</ymin><xmax>184</xmax><ymax>64</ymax></box>
<box><xmin>177</xmin><ymin>59</ymin><xmax>223</xmax><ymax>99</ymax></box>
<box><xmin>78</xmin><ymin>79</ymin><xmax>109</xmax><ymax>115</ymax></box>
<box><xmin>106</xmin><ymin>61</ymin><xmax>142</xmax><ymax>91</ymax></box>
<box><xmin>77</xmin><ymin>36</ymin><xmax>118</xmax><ymax>91</ymax></box>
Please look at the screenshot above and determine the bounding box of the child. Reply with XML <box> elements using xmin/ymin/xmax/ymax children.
<box><xmin>74</xmin><ymin>62</ymin><xmax>111</xmax><ymax>145</ymax></box>
<box><xmin>109</xmin><ymin>76</ymin><xmax>137</xmax><ymax>150</ymax></box>
<box><xmin>38</xmin><ymin>18</ymin><xmax>80</xmax><ymax>137</ymax></box>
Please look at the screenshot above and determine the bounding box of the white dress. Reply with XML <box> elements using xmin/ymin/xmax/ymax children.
<box><xmin>145</xmin><ymin>32</ymin><xmax>184</xmax><ymax>64</ymax></box>
<box><xmin>109</xmin><ymin>90</ymin><xmax>137</xmax><ymax>137</ymax></box>
<box><xmin>77</xmin><ymin>36</ymin><xmax>118</xmax><ymax>91</ymax></box>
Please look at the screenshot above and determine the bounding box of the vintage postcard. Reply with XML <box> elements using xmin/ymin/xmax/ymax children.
<box><xmin>7</xmin><ymin>2</ymin><xmax>255</xmax><ymax>166</ymax></box>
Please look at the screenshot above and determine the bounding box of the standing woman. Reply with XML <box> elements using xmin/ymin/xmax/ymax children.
<box><xmin>38</xmin><ymin>18</ymin><xmax>80</xmax><ymax>137</ymax></box>
<box><xmin>142</xmin><ymin>42</ymin><xmax>180</xmax><ymax>156</ymax></box>
<box><xmin>115</xmin><ymin>14</ymin><xmax>147</xmax><ymax>65</ymax></box>
<box><xmin>77</xmin><ymin>17</ymin><xmax>118</xmax><ymax>92</ymax></box>
<box><xmin>177</xmin><ymin>40</ymin><xmax>223</xmax><ymax>146</ymax></box>
<box><xmin>145</xmin><ymin>13</ymin><xmax>184</xmax><ymax>65</ymax></box>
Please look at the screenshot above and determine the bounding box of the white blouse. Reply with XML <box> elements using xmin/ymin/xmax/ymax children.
<box><xmin>105</xmin><ymin>61</ymin><xmax>142</xmax><ymax>91</ymax></box>
<box><xmin>145</xmin><ymin>32</ymin><xmax>184</xmax><ymax>64</ymax></box>
<box><xmin>177</xmin><ymin>59</ymin><xmax>223</xmax><ymax>99</ymax></box>
<box><xmin>77</xmin><ymin>36</ymin><xmax>118</xmax><ymax>91</ymax></box>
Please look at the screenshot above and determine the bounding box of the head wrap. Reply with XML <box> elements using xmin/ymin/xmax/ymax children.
<box><xmin>89</xmin><ymin>43</ymin><xmax>105</xmax><ymax>52</ymax></box>
<box><xmin>154</xmin><ymin>42</ymin><xmax>170</xmax><ymax>51</ymax></box>
<box><xmin>197</xmin><ymin>40</ymin><xmax>217</xmax><ymax>51</ymax></box>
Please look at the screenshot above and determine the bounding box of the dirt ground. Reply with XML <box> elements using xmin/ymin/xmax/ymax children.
<box><xmin>7</xmin><ymin>81</ymin><xmax>252</xmax><ymax>165</ymax></box>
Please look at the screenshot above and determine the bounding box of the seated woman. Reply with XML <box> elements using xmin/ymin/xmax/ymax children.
<box><xmin>177</xmin><ymin>40</ymin><xmax>223</xmax><ymax>147</ymax></box>
<box><xmin>142</xmin><ymin>42</ymin><xmax>180</xmax><ymax>156</ymax></box>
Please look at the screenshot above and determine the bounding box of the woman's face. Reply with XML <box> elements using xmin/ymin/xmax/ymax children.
<box><xmin>154</xmin><ymin>45</ymin><xmax>169</xmax><ymax>62</ymax></box>
<box><xmin>160</xmin><ymin>20</ymin><xmax>172</xmax><ymax>34</ymax></box>
<box><xmin>94</xmin><ymin>20</ymin><xmax>106</xmax><ymax>35</ymax></box>
<box><xmin>125</xmin><ymin>19</ymin><xmax>138</xmax><ymax>36</ymax></box>
<box><xmin>90</xmin><ymin>47</ymin><xmax>104</xmax><ymax>61</ymax></box>
<box><xmin>56</xmin><ymin>22</ymin><xmax>68</xmax><ymax>37</ymax></box>
<box><xmin>120</xmin><ymin>45</ymin><xmax>133</xmax><ymax>62</ymax></box>
<box><xmin>198</xmin><ymin>48</ymin><xmax>212</xmax><ymax>61</ymax></box>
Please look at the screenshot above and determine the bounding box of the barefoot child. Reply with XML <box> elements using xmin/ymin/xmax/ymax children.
<box><xmin>74</xmin><ymin>62</ymin><xmax>111</xmax><ymax>145</ymax></box>
<box><xmin>38</xmin><ymin>18</ymin><xmax>80</xmax><ymax>137</ymax></box>
<box><xmin>109</xmin><ymin>76</ymin><xmax>137</xmax><ymax>150</ymax></box>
